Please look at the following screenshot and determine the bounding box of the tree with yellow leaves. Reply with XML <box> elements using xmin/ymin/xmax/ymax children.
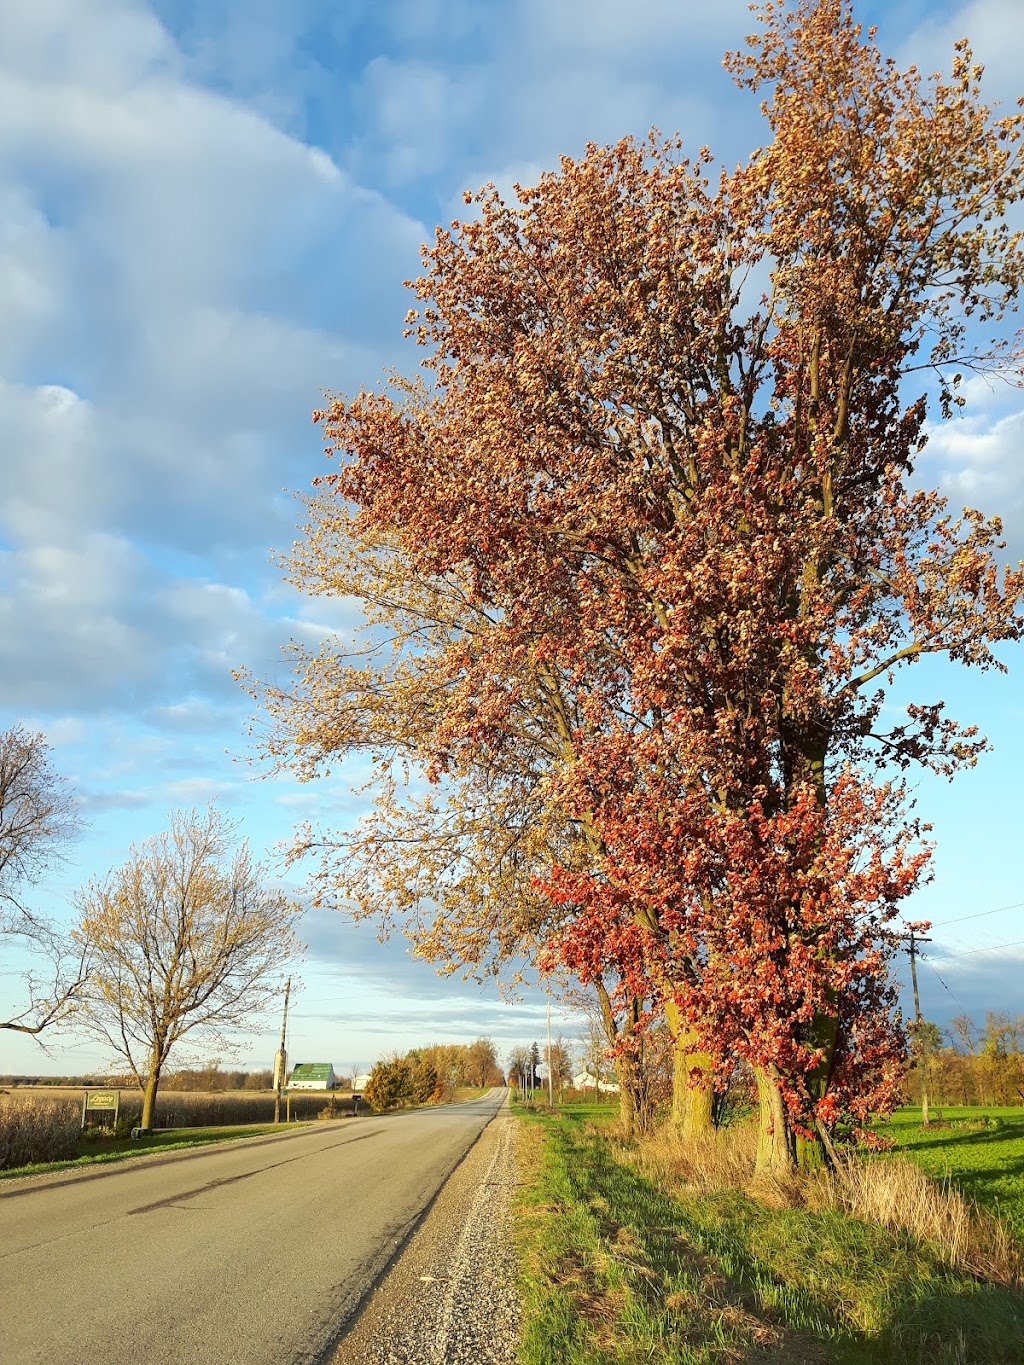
<box><xmin>75</xmin><ymin>807</ymin><xmax>302</xmax><ymax>1131</ymax></box>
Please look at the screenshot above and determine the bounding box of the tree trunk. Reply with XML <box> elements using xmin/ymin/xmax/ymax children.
<box><xmin>614</xmin><ymin>1046</ymin><xmax>652</xmax><ymax>1139</ymax></box>
<box><xmin>664</xmin><ymin>998</ymin><xmax>714</xmax><ymax>1139</ymax></box>
<box><xmin>792</xmin><ymin>1004</ymin><xmax>838</xmax><ymax>1170</ymax></box>
<box><xmin>140</xmin><ymin>1059</ymin><xmax>162</xmax><ymax>1132</ymax></box>
<box><xmin>617</xmin><ymin>1061</ymin><xmax>640</xmax><ymax>1138</ymax></box>
<box><xmin>754</xmin><ymin>1067</ymin><xmax>796</xmax><ymax>1177</ymax></box>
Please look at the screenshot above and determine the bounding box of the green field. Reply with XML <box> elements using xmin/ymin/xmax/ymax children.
<box><xmin>513</xmin><ymin>1102</ymin><xmax>1024</xmax><ymax>1365</ymax></box>
<box><xmin>877</xmin><ymin>1106</ymin><xmax>1024</xmax><ymax>1238</ymax></box>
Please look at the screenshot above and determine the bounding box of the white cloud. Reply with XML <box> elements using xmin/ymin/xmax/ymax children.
<box><xmin>0</xmin><ymin>1</ymin><xmax>426</xmax><ymax>725</ymax></box>
<box><xmin>921</xmin><ymin>406</ymin><xmax>1024</xmax><ymax>563</ymax></box>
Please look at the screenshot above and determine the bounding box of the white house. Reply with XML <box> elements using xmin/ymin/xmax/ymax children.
<box><xmin>572</xmin><ymin>1070</ymin><xmax>620</xmax><ymax>1093</ymax></box>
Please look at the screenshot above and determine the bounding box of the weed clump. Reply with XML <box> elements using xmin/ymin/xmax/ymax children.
<box><xmin>631</xmin><ymin>1117</ymin><xmax>1022</xmax><ymax>1287</ymax></box>
<box><xmin>812</xmin><ymin>1155</ymin><xmax>1023</xmax><ymax>1287</ymax></box>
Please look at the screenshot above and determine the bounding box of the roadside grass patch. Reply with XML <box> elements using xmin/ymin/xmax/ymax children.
<box><xmin>0</xmin><ymin>1122</ymin><xmax>316</xmax><ymax>1180</ymax></box>
<box><xmin>513</xmin><ymin>1102</ymin><xmax>1024</xmax><ymax>1364</ymax></box>
<box><xmin>875</xmin><ymin>1106</ymin><xmax>1024</xmax><ymax>1238</ymax></box>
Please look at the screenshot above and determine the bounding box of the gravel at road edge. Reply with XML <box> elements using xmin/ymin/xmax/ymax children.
<box><xmin>332</xmin><ymin>1097</ymin><xmax>519</xmax><ymax>1365</ymax></box>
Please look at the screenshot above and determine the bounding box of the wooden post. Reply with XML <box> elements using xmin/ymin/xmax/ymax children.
<box><xmin>274</xmin><ymin>977</ymin><xmax>291</xmax><ymax>1125</ymax></box>
<box><xmin>907</xmin><ymin>931</ymin><xmax>932</xmax><ymax>1127</ymax></box>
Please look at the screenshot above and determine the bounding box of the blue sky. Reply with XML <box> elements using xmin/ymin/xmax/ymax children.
<box><xmin>1</xmin><ymin>0</ymin><xmax>1021</xmax><ymax>1078</ymax></box>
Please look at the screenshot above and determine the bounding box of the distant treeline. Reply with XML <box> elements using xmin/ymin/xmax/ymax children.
<box><xmin>1</xmin><ymin>1065</ymin><xmax>276</xmax><ymax>1092</ymax></box>
<box><xmin>905</xmin><ymin>1012</ymin><xmax>1024</xmax><ymax>1108</ymax></box>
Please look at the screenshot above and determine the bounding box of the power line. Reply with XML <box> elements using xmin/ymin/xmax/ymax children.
<box><xmin>919</xmin><ymin>953</ymin><xmax>969</xmax><ymax>1016</ymax></box>
<box><xmin>925</xmin><ymin>899</ymin><xmax>1024</xmax><ymax>930</ymax></box>
<box><xmin>928</xmin><ymin>937</ymin><xmax>1024</xmax><ymax>960</ymax></box>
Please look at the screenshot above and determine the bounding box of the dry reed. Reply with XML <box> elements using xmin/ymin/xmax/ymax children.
<box><xmin>811</xmin><ymin>1155</ymin><xmax>1023</xmax><ymax>1287</ymax></box>
<box><xmin>0</xmin><ymin>1094</ymin><xmax>81</xmax><ymax>1169</ymax></box>
<box><xmin>628</xmin><ymin>1120</ymin><xmax>1022</xmax><ymax>1287</ymax></box>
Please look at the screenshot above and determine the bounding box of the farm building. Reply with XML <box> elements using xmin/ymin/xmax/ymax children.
<box><xmin>288</xmin><ymin>1063</ymin><xmax>336</xmax><ymax>1091</ymax></box>
<box><xmin>572</xmin><ymin>1071</ymin><xmax>620</xmax><ymax>1093</ymax></box>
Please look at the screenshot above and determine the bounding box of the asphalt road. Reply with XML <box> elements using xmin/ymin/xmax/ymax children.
<box><xmin>0</xmin><ymin>1089</ymin><xmax>506</xmax><ymax>1365</ymax></box>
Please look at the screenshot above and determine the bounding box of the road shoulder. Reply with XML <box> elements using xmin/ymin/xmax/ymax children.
<box><xmin>333</xmin><ymin>1099</ymin><xmax>519</xmax><ymax>1365</ymax></box>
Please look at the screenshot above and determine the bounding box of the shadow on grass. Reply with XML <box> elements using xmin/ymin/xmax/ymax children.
<box><xmin>518</xmin><ymin>1110</ymin><xmax>1024</xmax><ymax>1365</ymax></box>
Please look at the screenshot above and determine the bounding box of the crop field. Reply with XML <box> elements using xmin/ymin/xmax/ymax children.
<box><xmin>877</xmin><ymin>1105</ymin><xmax>1024</xmax><ymax>1237</ymax></box>
<box><xmin>0</xmin><ymin>1086</ymin><xmax>358</xmax><ymax>1172</ymax></box>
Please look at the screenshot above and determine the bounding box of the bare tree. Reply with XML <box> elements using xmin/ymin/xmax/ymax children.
<box><xmin>543</xmin><ymin>1037</ymin><xmax>573</xmax><ymax>1096</ymax></box>
<box><xmin>74</xmin><ymin>807</ymin><xmax>303</xmax><ymax>1130</ymax></box>
<box><xmin>0</xmin><ymin>725</ymin><xmax>87</xmax><ymax>1035</ymax></box>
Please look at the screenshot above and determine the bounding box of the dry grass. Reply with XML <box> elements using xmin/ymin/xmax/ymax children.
<box><xmin>0</xmin><ymin>1085</ymin><xmax>354</xmax><ymax>1130</ymax></box>
<box><xmin>0</xmin><ymin>1086</ymin><xmax>357</xmax><ymax>1169</ymax></box>
<box><xmin>628</xmin><ymin>1118</ymin><xmax>1022</xmax><ymax>1287</ymax></box>
<box><xmin>811</xmin><ymin>1155</ymin><xmax>1024</xmax><ymax>1287</ymax></box>
<box><xmin>627</xmin><ymin>1117</ymin><xmax>758</xmax><ymax>1192</ymax></box>
<box><xmin>0</xmin><ymin>1094</ymin><xmax>81</xmax><ymax>1169</ymax></box>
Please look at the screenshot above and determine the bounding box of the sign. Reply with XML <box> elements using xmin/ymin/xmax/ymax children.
<box><xmin>84</xmin><ymin>1092</ymin><xmax>118</xmax><ymax>1110</ymax></box>
<box><xmin>81</xmin><ymin>1091</ymin><xmax>120</xmax><ymax>1129</ymax></box>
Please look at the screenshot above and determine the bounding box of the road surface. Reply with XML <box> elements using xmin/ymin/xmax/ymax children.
<box><xmin>0</xmin><ymin>1089</ymin><xmax>506</xmax><ymax>1364</ymax></box>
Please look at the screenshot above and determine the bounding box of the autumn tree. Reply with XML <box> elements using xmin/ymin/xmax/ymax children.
<box><xmin>255</xmin><ymin>1</ymin><xmax>1024</xmax><ymax>1172</ymax></box>
<box><xmin>0</xmin><ymin>725</ymin><xmax>88</xmax><ymax>1036</ymax></box>
<box><xmin>543</xmin><ymin>1037</ymin><xmax>574</xmax><ymax>1095</ymax></box>
<box><xmin>243</xmin><ymin>484</ymin><xmax>689</xmax><ymax>1137</ymax></box>
<box><xmin>507</xmin><ymin>1044</ymin><xmax>532</xmax><ymax>1092</ymax></box>
<box><xmin>410</xmin><ymin>1051</ymin><xmax>440</xmax><ymax>1103</ymax></box>
<box><xmin>566</xmin><ymin>980</ymin><xmax>658</xmax><ymax>1133</ymax></box>
<box><xmin>364</xmin><ymin>1053</ymin><xmax>413</xmax><ymax>1112</ymax></box>
<box><xmin>466</xmin><ymin>1036</ymin><xmax>500</xmax><ymax>1087</ymax></box>
<box><xmin>74</xmin><ymin>807</ymin><xmax>302</xmax><ymax>1131</ymax></box>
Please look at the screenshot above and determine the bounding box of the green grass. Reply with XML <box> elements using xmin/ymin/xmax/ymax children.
<box><xmin>0</xmin><ymin>1121</ymin><xmax>318</xmax><ymax>1180</ymax></box>
<box><xmin>877</xmin><ymin>1106</ymin><xmax>1024</xmax><ymax>1238</ymax></box>
<box><xmin>513</xmin><ymin>1101</ymin><xmax>1024</xmax><ymax>1365</ymax></box>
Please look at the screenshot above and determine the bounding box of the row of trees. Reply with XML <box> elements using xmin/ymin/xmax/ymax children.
<box><xmin>362</xmin><ymin>1038</ymin><xmax>503</xmax><ymax>1111</ymax></box>
<box><xmin>0</xmin><ymin>1068</ymin><xmax>276</xmax><ymax>1091</ymax></box>
<box><xmin>907</xmin><ymin>1013</ymin><xmax>1024</xmax><ymax>1109</ymax></box>
<box><xmin>0</xmin><ymin>725</ymin><xmax>302</xmax><ymax>1129</ymax></box>
<box><xmin>245</xmin><ymin>0</ymin><xmax>1024</xmax><ymax>1173</ymax></box>
<box><xmin>507</xmin><ymin>1040</ymin><xmax>574</xmax><ymax>1095</ymax></box>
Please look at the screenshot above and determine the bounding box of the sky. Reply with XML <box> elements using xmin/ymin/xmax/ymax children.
<box><xmin>1</xmin><ymin>0</ymin><xmax>1022</xmax><ymax>1079</ymax></box>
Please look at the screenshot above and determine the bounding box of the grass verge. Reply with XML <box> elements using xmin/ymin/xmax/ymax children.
<box><xmin>0</xmin><ymin>1122</ymin><xmax>317</xmax><ymax>1180</ymax></box>
<box><xmin>513</xmin><ymin>1102</ymin><xmax>1024</xmax><ymax>1364</ymax></box>
<box><xmin>875</xmin><ymin>1106</ymin><xmax>1024</xmax><ymax>1239</ymax></box>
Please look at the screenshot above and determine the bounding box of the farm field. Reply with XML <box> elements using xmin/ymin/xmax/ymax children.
<box><xmin>513</xmin><ymin>1101</ymin><xmax>1024</xmax><ymax>1365</ymax></box>
<box><xmin>877</xmin><ymin>1105</ymin><xmax>1024</xmax><ymax>1238</ymax></box>
<box><xmin>0</xmin><ymin>1086</ymin><xmax>357</xmax><ymax>1174</ymax></box>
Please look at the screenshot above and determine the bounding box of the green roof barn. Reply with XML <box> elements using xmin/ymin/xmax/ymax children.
<box><xmin>288</xmin><ymin>1063</ymin><xmax>336</xmax><ymax>1091</ymax></box>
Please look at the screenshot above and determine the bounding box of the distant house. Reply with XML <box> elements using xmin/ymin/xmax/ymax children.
<box><xmin>572</xmin><ymin>1070</ymin><xmax>620</xmax><ymax>1093</ymax></box>
<box><xmin>288</xmin><ymin>1063</ymin><xmax>337</xmax><ymax>1091</ymax></box>
<box><xmin>352</xmin><ymin>1073</ymin><xmax>372</xmax><ymax>1092</ymax></box>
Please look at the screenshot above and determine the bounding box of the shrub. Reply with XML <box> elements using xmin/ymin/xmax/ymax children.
<box><xmin>364</xmin><ymin>1056</ymin><xmax>413</xmax><ymax>1112</ymax></box>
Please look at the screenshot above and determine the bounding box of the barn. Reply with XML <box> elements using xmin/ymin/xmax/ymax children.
<box><xmin>288</xmin><ymin>1063</ymin><xmax>337</xmax><ymax>1091</ymax></box>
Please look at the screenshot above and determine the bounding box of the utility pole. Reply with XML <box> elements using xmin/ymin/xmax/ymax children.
<box><xmin>547</xmin><ymin>992</ymin><xmax>554</xmax><ymax>1107</ymax></box>
<box><xmin>273</xmin><ymin>976</ymin><xmax>291</xmax><ymax>1125</ymax></box>
<box><xmin>905</xmin><ymin>932</ymin><xmax>932</xmax><ymax>1127</ymax></box>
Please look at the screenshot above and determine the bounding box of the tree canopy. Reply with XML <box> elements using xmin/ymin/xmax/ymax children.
<box><xmin>0</xmin><ymin>725</ymin><xmax>87</xmax><ymax>1036</ymax></box>
<box><xmin>75</xmin><ymin>806</ymin><xmax>302</xmax><ymax>1130</ymax></box>
<box><xmin>252</xmin><ymin>0</ymin><xmax>1024</xmax><ymax>1172</ymax></box>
